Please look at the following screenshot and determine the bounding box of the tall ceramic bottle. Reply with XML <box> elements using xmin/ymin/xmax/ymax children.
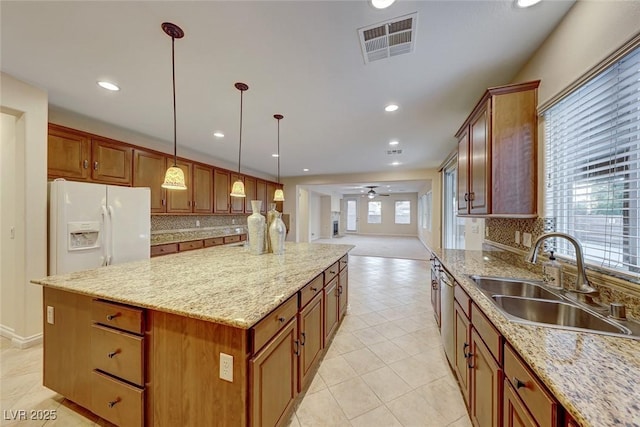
<box><xmin>269</xmin><ymin>211</ymin><xmax>286</xmax><ymax>255</ymax></box>
<box><xmin>247</xmin><ymin>200</ymin><xmax>265</xmax><ymax>255</ymax></box>
<box><xmin>265</xmin><ymin>203</ymin><xmax>277</xmax><ymax>253</ymax></box>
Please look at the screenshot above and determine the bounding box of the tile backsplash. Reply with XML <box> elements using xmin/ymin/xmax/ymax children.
<box><xmin>151</xmin><ymin>215</ymin><xmax>247</xmax><ymax>232</ymax></box>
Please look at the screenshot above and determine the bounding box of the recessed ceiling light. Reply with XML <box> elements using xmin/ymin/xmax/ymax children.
<box><xmin>385</xmin><ymin>104</ymin><xmax>399</xmax><ymax>112</ymax></box>
<box><xmin>515</xmin><ymin>0</ymin><xmax>541</xmax><ymax>8</ymax></box>
<box><xmin>272</xmin><ymin>153</ymin><xmax>279</xmax><ymax>158</ymax></box>
<box><xmin>371</xmin><ymin>0</ymin><xmax>396</xmax><ymax>9</ymax></box>
<box><xmin>391</xmin><ymin>161</ymin><xmax>400</xmax><ymax>166</ymax></box>
<box><xmin>303</xmin><ymin>168</ymin><xmax>309</xmax><ymax>172</ymax></box>
<box><xmin>213</xmin><ymin>131</ymin><xmax>224</xmax><ymax>138</ymax></box>
<box><xmin>97</xmin><ymin>81</ymin><xmax>120</xmax><ymax>91</ymax></box>
<box><xmin>389</xmin><ymin>140</ymin><xmax>399</xmax><ymax>146</ymax></box>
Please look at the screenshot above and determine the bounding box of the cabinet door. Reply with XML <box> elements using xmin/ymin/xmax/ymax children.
<box><xmin>469</xmin><ymin>104</ymin><xmax>490</xmax><ymax>215</ymax></box>
<box><xmin>91</xmin><ymin>138</ymin><xmax>133</xmax><ymax>185</ymax></box>
<box><xmin>324</xmin><ymin>277</ymin><xmax>339</xmax><ymax>344</ymax></box>
<box><xmin>338</xmin><ymin>268</ymin><xmax>348</xmax><ymax>321</ymax></box>
<box><xmin>244</xmin><ymin>176</ymin><xmax>257</xmax><ymax>213</ymax></box>
<box><xmin>457</xmin><ymin>130</ymin><xmax>470</xmax><ymax>215</ymax></box>
<box><xmin>298</xmin><ymin>292</ymin><xmax>324</xmax><ymax>391</ymax></box>
<box><xmin>504</xmin><ymin>381</ymin><xmax>536</xmax><ymax>427</ymax></box>
<box><xmin>214</xmin><ymin>169</ymin><xmax>230</xmax><ymax>214</ymax></box>
<box><xmin>250</xmin><ymin>318</ymin><xmax>298</xmax><ymax>427</ymax></box>
<box><xmin>133</xmin><ymin>149</ymin><xmax>166</xmax><ymax>213</ymax></box>
<box><xmin>469</xmin><ymin>328</ymin><xmax>502</xmax><ymax>427</ymax></box>
<box><xmin>266</xmin><ymin>182</ymin><xmax>277</xmax><ymax>206</ymax></box>
<box><xmin>453</xmin><ymin>301</ymin><xmax>471</xmax><ymax>407</ymax></box>
<box><xmin>48</xmin><ymin>125</ymin><xmax>91</xmax><ymax>180</ymax></box>
<box><xmin>430</xmin><ymin>268</ymin><xmax>441</xmax><ymax>328</ymax></box>
<box><xmin>193</xmin><ymin>164</ymin><xmax>213</xmax><ymax>213</ymax></box>
<box><xmin>166</xmin><ymin>160</ymin><xmax>192</xmax><ymax>213</ymax></box>
<box><xmin>230</xmin><ymin>173</ymin><xmax>245</xmax><ymax>213</ymax></box>
<box><xmin>256</xmin><ymin>179</ymin><xmax>267</xmax><ymax>214</ymax></box>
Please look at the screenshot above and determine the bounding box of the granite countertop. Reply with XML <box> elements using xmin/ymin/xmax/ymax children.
<box><xmin>431</xmin><ymin>248</ymin><xmax>640</xmax><ymax>427</ymax></box>
<box><xmin>32</xmin><ymin>242</ymin><xmax>353</xmax><ymax>329</ymax></box>
<box><xmin>151</xmin><ymin>226</ymin><xmax>247</xmax><ymax>246</ymax></box>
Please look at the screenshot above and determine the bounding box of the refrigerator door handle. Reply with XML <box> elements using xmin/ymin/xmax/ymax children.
<box><xmin>101</xmin><ymin>206</ymin><xmax>109</xmax><ymax>266</ymax></box>
<box><xmin>107</xmin><ymin>205</ymin><xmax>115</xmax><ymax>265</ymax></box>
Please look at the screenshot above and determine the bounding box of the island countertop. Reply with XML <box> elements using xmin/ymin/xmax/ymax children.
<box><xmin>431</xmin><ymin>247</ymin><xmax>640</xmax><ymax>427</ymax></box>
<box><xmin>32</xmin><ymin>242</ymin><xmax>353</xmax><ymax>329</ymax></box>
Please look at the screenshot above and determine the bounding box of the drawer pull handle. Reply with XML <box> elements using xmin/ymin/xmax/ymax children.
<box><xmin>93</xmin><ymin>161</ymin><xmax>99</xmax><ymax>170</ymax></box>
<box><xmin>463</xmin><ymin>342</ymin><xmax>470</xmax><ymax>358</ymax></box>
<box><xmin>311</xmin><ymin>287</ymin><xmax>318</xmax><ymax>292</ymax></box>
<box><xmin>466</xmin><ymin>353</ymin><xmax>474</xmax><ymax>369</ymax></box>
<box><xmin>106</xmin><ymin>313</ymin><xmax>121</xmax><ymax>321</ymax></box>
<box><xmin>108</xmin><ymin>349</ymin><xmax>121</xmax><ymax>358</ymax></box>
<box><xmin>301</xmin><ymin>332</ymin><xmax>306</xmax><ymax>346</ymax></box>
<box><xmin>278</xmin><ymin>317</ymin><xmax>286</xmax><ymax>323</ymax></box>
<box><xmin>294</xmin><ymin>339</ymin><xmax>300</xmax><ymax>356</ymax></box>
<box><xmin>512</xmin><ymin>377</ymin><xmax>526</xmax><ymax>390</ymax></box>
<box><xmin>329</xmin><ymin>270</ymin><xmax>336</xmax><ymax>274</ymax></box>
<box><xmin>108</xmin><ymin>397</ymin><xmax>121</xmax><ymax>408</ymax></box>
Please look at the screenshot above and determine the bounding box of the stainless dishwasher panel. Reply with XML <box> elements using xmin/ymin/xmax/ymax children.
<box><xmin>439</xmin><ymin>268</ymin><xmax>456</xmax><ymax>368</ymax></box>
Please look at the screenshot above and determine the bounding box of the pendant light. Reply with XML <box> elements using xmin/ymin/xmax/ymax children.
<box><xmin>230</xmin><ymin>82</ymin><xmax>249</xmax><ymax>198</ymax></box>
<box><xmin>161</xmin><ymin>22</ymin><xmax>187</xmax><ymax>190</ymax></box>
<box><xmin>273</xmin><ymin>114</ymin><xmax>285</xmax><ymax>202</ymax></box>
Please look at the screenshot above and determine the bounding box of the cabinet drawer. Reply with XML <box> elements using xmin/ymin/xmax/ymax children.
<box><xmin>91</xmin><ymin>370</ymin><xmax>144</xmax><ymax>427</ymax></box>
<box><xmin>252</xmin><ymin>295</ymin><xmax>298</xmax><ymax>352</ymax></box>
<box><xmin>91</xmin><ymin>324</ymin><xmax>144</xmax><ymax>386</ymax></box>
<box><xmin>504</xmin><ymin>344</ymin><xmax>558</xmax><ymax>427</ymax></box>
<box><xmin>240</xmin><ymin>234</ymin><xmax>247</xmax><ymax>241</ymax></box>
<box><xmin>150</xmin><ymin>243</ymin><xmax>178</xmax><ymax>257</ymax></box>
<box><xmin>339</xmin><ymin>255</ymin><xmax>348</xmax><ymax>271</ymax></box>
<box><xmin>204</xmin><ymin>237</ymin><xmax>224</xmax><ymax>247</ymax></box>
<box><xmin>179</xmin><ymin>240</ymin><xmax>204</xmax><ymax>251</ymax></box>
<box><xmin>91</xmin><ymin>300</ymin><xmax>144</xmax><ymax>335</ymax></box>
<box><xmin>300</xmin><ymin>274</ymin><xmax>323</xmax><ymax>309</ymax></box>
<box><xmin>454</xmin><ymin>283</ymin><xmax>471</xmax><ymax>318</ymax></box>
<box><xmin>471</xmin><ymin>303</ymin><xmax>502</xmax><ymax>364</ymax></box>
<box><xmin>324</xmin><ymin>262</ymin><xmax>340</xmax><ymax>285</ymax></box>
<box><xmin>224</xmin><ymin>235</ymin><xmax>241</xmax><ymax>244</ymax></box>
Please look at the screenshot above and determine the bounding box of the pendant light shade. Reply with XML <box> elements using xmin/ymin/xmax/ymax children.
<box><xmin>231</xmin><ymin>82</ymin><xmax>249</xmax><ymax>198</ymax></box>
<box><xmin>161</xmin><ymin>22</ymin><xmax>187</xmax><ymax>191</ymax></box>
<box><xmin>273</xmin><ymin>114</ymin><xmax>285</xmax><ymax>202</ymax></box>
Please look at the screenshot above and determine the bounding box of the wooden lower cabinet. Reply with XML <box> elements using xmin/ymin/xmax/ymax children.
<box><xmin>504</xmin><ymin>380</ymin><xmax>537</xmax><ymax>427</ymax></box>
<box><xmin>324</xmin><ymin>276</ymin><xmax>339</xmax><ymax>343</ymax></box>
<box><xmin>453</xmin><ymin>301</ymin><xmax>471</xmax><ymax>406</ymax></box>
<box><xmin>250</xmin><ymin>319</ymin><xmax>299</xmax><ymax>427</ymax></box>
<box><xmin>298</xmin><ymin>292</ymin><xmax>324</xmax><ymax>390</ymax></box>
<box><xmin>469</xmin><ymin>328</ymin><xmax>503</xmax><ymax>427</ymax></box>
<box><xmin>338</xmin><ymin>268</ymin><xmax>348</xmax><ymax>321</ymax></box>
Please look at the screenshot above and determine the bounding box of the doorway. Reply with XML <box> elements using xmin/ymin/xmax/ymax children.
<box><xmin>345</xmin><ymin>198</ymin><xmax>358</xmax><ymax>233</ymax></box>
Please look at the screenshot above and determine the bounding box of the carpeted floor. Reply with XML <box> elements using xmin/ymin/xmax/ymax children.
<box><xmin>312</xmin><ymin>234</ymin><xmax>430</xmax><ymax>260</ymax></box>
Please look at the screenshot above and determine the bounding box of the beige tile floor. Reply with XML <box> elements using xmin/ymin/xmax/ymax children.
<box><xmin>1</xmin><ymin>255</ymin><xmax>471</xmax><ymax>427</ymax></box>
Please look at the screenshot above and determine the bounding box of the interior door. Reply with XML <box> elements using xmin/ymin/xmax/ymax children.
<box><xmin>345</xmin><ymin>198</ymin><xmax>358</xmax><ymax>233</ymax></box>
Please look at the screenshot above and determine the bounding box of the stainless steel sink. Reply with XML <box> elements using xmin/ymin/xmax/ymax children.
<box><xmin>492</xmin><ymin>295</ymin><xmax>632</xmax><ymax>336</ymax></box>
<box><xmin>470</xmin><ymin>276</ymin><xmax>563</xmax><ymax>301</ymax></box>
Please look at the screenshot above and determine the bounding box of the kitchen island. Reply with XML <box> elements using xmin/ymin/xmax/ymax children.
<box><xmin>32</xmin><ymin>242</ymin><xmax>353</xmax><ymax>427</ymax></box>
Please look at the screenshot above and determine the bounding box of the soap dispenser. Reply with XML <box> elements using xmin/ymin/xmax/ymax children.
<box><xmin>542</xmin><ymin>251</ymin><xmax>563</xmax><ymax>289</ymax></box>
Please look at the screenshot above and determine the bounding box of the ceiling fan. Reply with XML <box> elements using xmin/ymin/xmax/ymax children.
<box><xmin>364</xmin><ymin>186</ymin><xmax>390</xmax><ymax>199</ymax></box>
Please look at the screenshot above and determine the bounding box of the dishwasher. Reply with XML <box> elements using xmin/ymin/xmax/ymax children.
<box><xmin>439</xmin><ymin>266</ymin><xmax>456</xmax><ymax>368</ymax></box>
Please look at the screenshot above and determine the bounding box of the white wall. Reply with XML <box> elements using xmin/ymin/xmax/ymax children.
<box><xmin>309</xmin><ymin>192</ymin><xmax>322</xmax><ymax>241</ymax></box>
<box><xmin>0</xmin><ymin>73</ymin><xmax>48</xmax><ymax>347</ymax></box>
<box><xmin>343</xmin><ymin>193</ymin><xmax>418</xmax><ymax>237</ymax></box>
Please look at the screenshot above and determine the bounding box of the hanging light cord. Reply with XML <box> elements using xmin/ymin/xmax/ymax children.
<box><xmin>171</xmin><ymin>34</ymin><xmax>178</xmax><ymax>168</ymax></box>
<box><xmin>277</xmin><ymin>118</ymin><xmax>280</xmax><ymax>183</ymax></box>
<box><xmin>238</xmin><ymin>90</ymin><xmax>243</xmax><ymax>174</ymax></box>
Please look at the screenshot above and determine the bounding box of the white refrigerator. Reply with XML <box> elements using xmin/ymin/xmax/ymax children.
<box><xmin>49</xmin><ymin>179</ymin><xmax>151</xmax><ymax>275</ymax></box>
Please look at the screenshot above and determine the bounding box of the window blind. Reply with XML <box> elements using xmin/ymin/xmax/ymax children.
<box><xmin>544</xmin><ymin>45</ymin><xmax>640</xmax><ymax>277</ymax></box>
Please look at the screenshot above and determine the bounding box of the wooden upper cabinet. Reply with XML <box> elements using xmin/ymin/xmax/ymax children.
<box><xmin>230</xmin><ymin>173</ymin><xmax>244</xmax><ymax>214</ymax></box>
<box><xmin>193</xmin><ymin>164</ymin><xmax>213</xmax><ymax>213</ymax></box>
<box><xmin>266</xmin><ymin>182</ymin><xmax>277</xmax><ymax>210</ymax></box>
<box><xmin>213</xmin><ymin>169</ymin><xmax>230</xmax><ymax>214</ymax></box>
<box><xmin>133</xmin><ymin>149</ymin><xmax>167</xmax><ymax>213</ymax></box>
<box><xmin>90</xmin><ymin>137</ymin><xmax>133</xmax><ymax>185</ymax></box>
<box><xmin>48</xmin><ymin>124</ymin><xmax>91</xmax><ymax>180</ymax></box>
<box><xmin>166</xmin><ymin>159</ymin><xmax>192</xmax><ymax>213</ymax></box>
<box><xmin>455</xmin><ymin>80</ymin><xmax>539</xmax><ymax>217</ymax></box>
<box><xmin>244</xmin><ymin>176</ymin><xmax>257</xmax><ymax>213</ymax></box>
<box><xmin>256</xmin><ymin>179</ymin><xmax>267</xmax><ymax>214</ymax></box>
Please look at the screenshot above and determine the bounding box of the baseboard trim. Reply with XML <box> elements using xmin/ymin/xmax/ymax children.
<box><xmin>0</xmin><ymin>325</ymin><xmax>43</xmax><ymax>349</ymax></box>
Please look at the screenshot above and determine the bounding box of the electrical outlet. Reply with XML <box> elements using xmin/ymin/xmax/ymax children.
<box><xmin>196</xmin><ymin>220</ymin><xmax>200</xmax><ymax>227</ymax></box>
<box><xmin>485</xmin><ymin>226</ymin><xmax>489</xmax><ymax>237</ymax></box>
<box><xmin>515</xmin><ymin>231</ymin><xmax>520</xmax><ymax>244</ymax></box>
<box><xmin>47</xmin><ymin>306</ymin><xmax>54</xmax><ymax>324</ymax></box>
<box><xmin>220</xmin><ymin>353</ymin><xmax>233</xmax><ymax>382</ymax></box>
<box><xmin>523</xmin><ymin>233</ymin><xmax>532</xmax><ymax>248</ymax></box>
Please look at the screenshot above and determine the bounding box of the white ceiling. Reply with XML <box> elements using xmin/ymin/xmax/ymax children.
<box><xmin>1</xmin><ymin>0</ymin><xmax>574</xmax><ymax>195</ymax></box>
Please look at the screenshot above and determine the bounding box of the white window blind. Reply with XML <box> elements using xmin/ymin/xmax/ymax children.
<box><xmin>395</xmin><ymin>201</ymin><xmax>411</xmax><ymax>224</ymax></box>
<box><xmin>544</xmin><ymin>45</ymin><xmax>640</xmax><ymax>278</ymax></box>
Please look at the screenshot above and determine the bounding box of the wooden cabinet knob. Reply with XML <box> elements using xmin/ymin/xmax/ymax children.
<box><xmin>106</xmin><ymin>313</ymin><xmax>121</xmax><ymax>321</ymax></box>
<box><xmin>108</xmin><ymin>349</ymin><xmax>120</xmax><ymax>358</ymax></box>
<box><xmin>108</xmin><ymin>397</ymin><xmax>121</xmax><ymax>408</ymax></box>
<box><xmin>278</xmin><ymin>317</ymin><xmax>286</xmax><ymax>323</ymax></box>
<box><xmin>512</xmin><ymin>377</ymin><xmax>526</xmax><ymax>389</ymax></box>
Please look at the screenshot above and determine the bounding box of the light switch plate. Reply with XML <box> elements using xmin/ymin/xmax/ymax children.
<box><xmin>523</xmin><ymin>233</ymin><xmax>532</xmax><ymax>248</ymax></box>
<box><xmin>220</xmin><ymin>353</ymin><xmax>233</xmax><ymax>382</ymax></box>
<box><xmin>47</xmin><ymin>306</ymin><xmax>54</xmax><ymax>324</ymax></box>
<box><xmin>515</xmin><ymin>231</ymin><xmax>520</xmax><ymax>244</ymax></box>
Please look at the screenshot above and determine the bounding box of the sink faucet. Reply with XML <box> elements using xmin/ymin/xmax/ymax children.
<box><xmin>525</xmin><ymin>232</ymin><xmax>598</xmax><ymax>296</ymax></box>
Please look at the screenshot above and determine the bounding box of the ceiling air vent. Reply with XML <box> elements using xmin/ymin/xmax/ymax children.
<box><xmin>387</xmin><ymin>149</ymin><xmax>403</xmax><ymax>155</ymax></box>
<box><xmin>358</xmin><ymin>12</ymin><xmax>417</xmax><ymax>64</ymax></box>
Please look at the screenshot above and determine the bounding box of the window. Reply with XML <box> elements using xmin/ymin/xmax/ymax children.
<box><xmin>443</xmin><ymin>157</ymin><xmax>465</xmax><ymax>249</ymax></box>
<box><xmin>367</xmin><ymin>201</ymin><xmax>382</xmax><ymax>224</ymax></box>
<box><xmin>544</xmin><ymin>45</ymin><xmax>640</xmax><ymax>277</ymax></box>
<box><xmin>395</xmin><ymin>200</ymin><xmax>411</xmax><ymax>224</ymax></box>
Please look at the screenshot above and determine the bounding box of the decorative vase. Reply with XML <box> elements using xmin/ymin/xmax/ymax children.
<box><xmin>266</xmin><ymin>203</ymin><xmax>278</xmax><ymax>253</ymax></box>
<box><xmin>247</xmin><ymin>200</ymin><xmax>265</xmax><ymax>255</ymax></box>
<box><xmin>269</xmin><ymin>211</ymin><xmax>286</xmax><ymax>255</ymax></box>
